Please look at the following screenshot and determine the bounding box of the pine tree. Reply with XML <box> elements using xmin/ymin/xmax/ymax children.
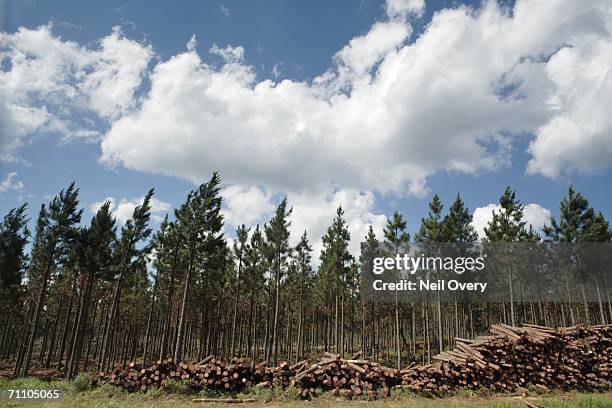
<box><xmin>265</xmin><ymin>199</ymin><xmax>292</xmax><ymax>365</ymax></box>
<box><xmin>245</xmin><ymin>225</ymin><xmax>265</xmax><ymax>363</ymax></box>
<box><xmin>360</xmin><ymin>226</ymin><xmax>379</xmax><ymax>358</ymax></box>
<box><xmin>143</xmin><ymin>215</ymin><xmax>171</xmax><ymax>365</ymax></box>
<box><xmin>0</xmin><ymin>203</ymin><xmax>30</xmax><ymax>362</ymax></box>
<box><xmin>415</xmin><ymin>194</ymin><xmax>444</xmax><ymax>244</ymax></box>
<box><xmin>0</xmin><ymin>204</ymin><xmax>29</xmax><ymax>314</ymax></box>
<box><xmin>384</xmin><ymin>211</ymin><xmax>410</xmax><ymax>246</ymax></box>
<box><xmin>320</xmin><ymin>206</ymin><xmax>352</xmax><ymax>355</ymax></box>
<box><xmin>67</xmin><ymin>201</ymin><xmax>116</xmax><ymax>378</ymax></box>
<box><xmin>544</xmin><ymin>186</ymin><xmax>611</xmax><ymax>325</ymax></box>
<box><xmin>21</xmin><ymin>183</ymin><xmax>83</xmax><ymax>377</ymax></box>
<box><xmin>441</xmin><ymin>193</ymin><xmax>478</xmax><ymax>340</ymax></box>
<box><xmin>415</xmin><ymin>195</ymin><xmax>446</xmax><ymax>354</ymax></box>
<box><xmin>544</xmin><ymin>186</ymin><xmax>611</xmax><ymax>242</ymax></box>
<box><xmin>443</xmin><ymin>193</ymin><xmax>478</xmax><ymax>243</ymax></box>
<box><xmin>100</xmin><ymin>189</ymin><xmax>154</xmax><ymax>371</ymax></box>
<box><xmin>484</xmin><ymin>187</ymin><xmax>538</xmax><ymax>242</ymax></box>
<box><xmin>383</xmin><ymin>210</ymin><xmax>409</xmax><ymax>369</ymax></box>
<box><xmin>294</xmin><ymin>231</ymin><xmax>312</xmax><ymax>360</ymax></box>
<box><xmin>174</xmin><ymin>173</ymin><xmax>224</xmax><ymax>362</ymax></box>
<box><xmin>483</xmin><ymin>187</ymin><xmax>539</xmax><ymax>327</ymax></box>
<box><xmin>152</xmin><ymin>217</ymin><xmax>185</xmax><ymax>360</ymax></box>
<box><xmin>231</xmin><ymin>224</ymin><xmax>250</xmax><ymax>357</ymax></box>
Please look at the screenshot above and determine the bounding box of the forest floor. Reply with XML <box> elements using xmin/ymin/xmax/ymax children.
<box><xmin>0</xmin><ymin>377</ymin><xmax>611</xmax><ymax>408</ymax></box>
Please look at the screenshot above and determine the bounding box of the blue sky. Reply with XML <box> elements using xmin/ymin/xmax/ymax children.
<box><xmin>1</xmin><ymin>0</ymin><xmax>611</xmax><ymax>257</ymax></box>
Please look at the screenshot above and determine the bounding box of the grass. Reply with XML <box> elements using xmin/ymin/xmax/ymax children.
<box><xmin>0</xmin><ymin>378</ymin><xmax>610</xmax><ymax>407</ymax></box>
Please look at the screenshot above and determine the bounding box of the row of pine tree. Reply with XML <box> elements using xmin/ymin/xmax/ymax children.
<box><xmin>1</xmin><ymin>173</ymin><xmax>610</xmax><ymax>376</ymax></box>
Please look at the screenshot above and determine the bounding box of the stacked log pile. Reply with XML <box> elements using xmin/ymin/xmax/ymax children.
<box><xmin>93</xmin><ymin>324</ymin><xmax>611</xmax><ymax>398</ymax></box>
<box><xmin>290</xmin><ymin>352</ymin><xmax>401</xmax><ymax>399</ymax></box>
<box><xmin>93</xmin><ymin>356</ymin><xmax>265</xmax><ymax>392</ymax></box>
<box><xmin>93</xmin><ymin>352</ymin><xmax>401</xmax><ymax>398</ymax></box>
<box><xmin>401</xmin><ymin>323</ymin><xmax>611</xmax><ymax>395</ymax></box>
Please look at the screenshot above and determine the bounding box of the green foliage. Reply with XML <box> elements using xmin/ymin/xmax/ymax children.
<box><xmin>114</xmin><ymin>188</ymin><xmax>155</xmax><ymax>274</ymax></box>
<box><xmin>265</xmin><ymin>198</ymin><xmax>293</xmax><ymax>269</ymax></box>
<box><xmin>71</xmin><ymin>373</ymin><xmax>94</xmax><ymax>392</ymax></box>
<box><xmin>0</xmin><ymin>203</ymin><xmax>29</xmax><ymax>312</ymax></box>
<box><xmin>233</xmin><ymin>224</ymin><xmax>251</xmax><ymax>264</ymax></box>
<box><xmin>384</xmin><ymin>210</ymin><xmax>410</xmax><ymax>247</ymax></box>
<box><xmin>160</xmin><ymin>379</ymin><xmax>198</xmax><ymax>395</ymax></box>
<box><xmin>443</xmin><ymin>193</ymin><xmax>478</xmax><ymax>243</ymax></box>
<box><xmin>88</xmin><ymin>383</ymin><xmax>128</xmax><ymax>399</ymax></box>
<box><xmin>319</xmin><ymin>206</ymin><xmax>353</xmax><ymax>289</ymax></box>
<box><xmin>241</xmin><ymin>385</ymin><xmax>275</xmax><ymax>402</ymax></box>
<box><xmin>282</xmin><ymin>384</ymin><xmax>303</xmax><ymax>401</ymax></box>
<box><xmin>545</xmin><ymin>186</ymin><xmax>612</xmax><ymax>242</ymax></box>
<box><xmin>484</xmin><ymin>187</ymin><xmax>540</xmax><ymax>242</ymax></box>
<box><xmin>77</xmin><ymin>201</ymin><xmax>117</xmax><ymax>282</ymax></box>
<box><xmin>415</xmin><ymin>194</ymin><xmax>444</xmax><ymax>244</ymax></box>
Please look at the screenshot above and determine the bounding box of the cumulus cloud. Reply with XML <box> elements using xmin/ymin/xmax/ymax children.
<box><xmin>471</xmin><ymin>202</ymin><xmax>551</xmax><ymax>239</ymax></box>
<box><xmin>2</xmin><ymin>0</ymin><xmax>612</xmax><ymax>198</ymax></box>
<box><xmin>220</xmin><ymin>185</ymin><xmax>387</xmax><ymax>266</ymax></box>
<box><xmin>287</xmin><ymin>188</ymin><xmax>387</xmax><ymax>266</ymax></box>
<box><xmin>222</xmin><ymin>185</ymin><xmax>275</xmax><ymax>227</ymax></box>
<box><xmin>210</xmin><ymin>43</ymin><xmax>244</xmax><ymax>63</ymax></box>
<box><xmin>0</xmin><ymin>172</ymin><xmax>25</xmax><ymax>194</ymax></box>
<box><xmin>97</xmin><ymin>0</ymin><xmax>612</xmax><ymax>196</ymax></box>
<box><xmin>527</xmin><ymin>37</ymin><xmax>612</xmax><ymax>177</ymax></box>
<box><xmin>89</xmin><ymin>195</ymin><xmax>171</xmax><ymax>225</ymax></box>
<box><xmin>0</xmin><ymin>24</ymin><xmax>152</xmax><ymax>155</ymax></box>
<box><xmin>386</xmin><ymin>0</ymin><xmax>426</xmax><ymax>19</ymax></box>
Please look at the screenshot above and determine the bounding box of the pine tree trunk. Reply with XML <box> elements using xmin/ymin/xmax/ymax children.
<box><xmin>296</xmin><ymin>279</ymin><xmax>303</xmax><ymax>361</ymax></box>
<box><xmin>231</xmin><ymin>257</ymin><xmax>242</xmax><ymax>357</ymax></box>
<box><xmin>57</xmin><ymin>277</ymin><xmax>77</xmax><ymax>371</ymax></box>
<box><xmin>84</xmin><ymin>299</ymin><xmax>98</xmax><ymax>371</ymax></box>
<box><xmin>100</xmin><ymin>260</ymin><xmax>128</xmax><ymax>371</ymax></box>
<box><xmin>271</xmin><ymin>255</ymin><xmax>281</xmax><ymax>366</ymax></box>
<box><xmin>174</xmin><ymin>261</ymin><xmax>192</xmax><ymax>362</ymax></box>
<box><xmin>143</xmin><ymin>269</ymin><xmax>159</xmax><ymax>366</ymax></box>
<box><xmin>159</xmin><ymin>267</ymin><xmax>175</xmax><ymax>360</ymax></box>
<box><xmin>67</xmin><ymin>270</ymin><xmax>94</xmax><ymax>379</ymax></box>
<box><xmin>45</xmin><ymin>301</ymin><xmax>62</xmax><ymax>368</ymax></box>
<box><xmin>21</xmin><ymin>250</ymin><xmax>55</xmax><ymax>377</ymax></box>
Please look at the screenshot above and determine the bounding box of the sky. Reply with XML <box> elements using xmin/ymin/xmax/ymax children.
<box><xmin>1</xmin><ymin>0</ymin><xmax>612</xmax><ymax>261</ymax></box>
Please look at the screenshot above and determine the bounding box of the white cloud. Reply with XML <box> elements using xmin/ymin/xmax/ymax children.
<box><xmin>272</xmin><ymin>63</ymin><xmax>283</xmax><ymax>79</ymax></box>
<box><xmin>0</xmin><ymin>153</ymin><xmax>30</xmax><ymax>166</ymax></box>
<box><xmin>287</xmin><ymin>188</ymin><xmax>387</xmax><ymax>266</ymax></box>
<box><xmin>78</xmin><ymin>26</ymin><xmax>153</xmax><ymax>120</ymax></box>
<box><xmin>0</xmin><ymin>172</ymin><xmax>25</xmax><ymax>194</ymax></box>
<box><xmin>219</xmin><ymin>185</ymin><xmax>387</xmax><ymax>266</ymax></box>
<box><xmin>386</xmin><ymin>0</ymin><xmax>426</xmax><ymax>19</ymax></box>
<box><xmin>471</xmin><ymin>202</ymin><xmax>551</xmax><ymax>240</ymax></box>
<box><xmin>98</xmin><ymin>0</ymin><xmax>612</xmax><ymax>196</ymax></box>
<box><xmin>222</xmin><ymin>185</ymin><xmax>275</xmax><ymax>227</ymax></box>
<box><xmin>221</xmin><ymin>186</ymin><xmax>387</xmax><ymax>266</ymax></box>
<box><xmin>527</xmin><ymin>37</ymin><xmax>612</xmax><ymax>177</ymax></box>
<box><xmin>328</xmin><ymin>20</ymin><xmax>411</xmax><ymax>86</ymax></box>
<box><xmin>89</xmin><ymin>195</ymin><xmax>171</xmax><ymax>225</ymax></box>
<box><xmin>0</xmin><ymin>24</ymin><xmax>152</xmax><ymax>154</ymax></box>
<box><xmin>209</xmin><ymin>43</ymin><xmax>245</xmax><ymax>63</ymax></box>
<box><xmin>220</xmin><ymin>5</ymin><xmax>231</xmax><ymax>17</ymax></box>
<box><xmin>2</xmin><ymin>0</ymin><xmax>612</xmax><ymax>196</ymax></box>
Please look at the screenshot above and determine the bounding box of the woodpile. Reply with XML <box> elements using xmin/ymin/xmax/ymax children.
<box><xmin>290</xmin><ymin>351</ymin><xmax>401</xmax><ymax>399</ymax></box>
<box><xmin>93</xmin><ymin>352</ymin><xmax>400</xmax><ymax>398</ymax></box>
<box><xmin>401</xmin><ymin>323</ymin><xmax>611</xmax><ymax>395</ymax></box>
<box><xmin>94</xmin><ymin>324</ymin><xmax>611</xmax><ymax>398</ymax></box>
<box><xmin>93</xmin><ymin>356</ymin><xmax>265</xmax><ymax>392</ymax></box>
